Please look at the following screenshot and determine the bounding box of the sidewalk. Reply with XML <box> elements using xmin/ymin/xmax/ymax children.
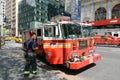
<box><xmin>0</xmin><ymin>41</ymin><xmax>66</xmax><ymax>80</ymax></box>
<box><xmin>0</xmin><ymin>41</ymin><xmax>83</xmax><ymax>80</ymax></box>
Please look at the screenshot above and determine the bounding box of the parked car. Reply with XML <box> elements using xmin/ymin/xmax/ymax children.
<box><xmin>14</xmin><ymin>36</ymin><xmax>22</xmax><ymax>43</ymax></box>
<box><xmin>5</xmin><ymin>36</ymin><xmax>12</xmax><ymax>41</ymax></box>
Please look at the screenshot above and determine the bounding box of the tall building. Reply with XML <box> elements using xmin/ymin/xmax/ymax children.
<box><xmin>65</xmin><ymin>0</ymin><xmax>81</xmax><ymax>20</ymax></box>
<box><xmin>81</xmin><ymin>0</ymin><xmax>120</xmax><ymax>22</ymax></box>
<box><xmin>19</xmin><ymin>0</ymin><xmax>48</xmax><ymax>31</ymax></box>
<box><xmin>5</xmin><ymin>0</ymin><xmax>18</xmax><ymax>36</ymax></box>
<box><xmin>0</xmin><ymin>0</ymin><xmax>5</xmax><ymax>36</ymax></box>
<box><xmin>19</xmin><ymin>0</ymin><xmax>65</xmax><ymax>31</ymax></box>
<box><xmin>48</xmin><ymin>0</ymin><xmax>65</xmax><ymax>21</ymax></box>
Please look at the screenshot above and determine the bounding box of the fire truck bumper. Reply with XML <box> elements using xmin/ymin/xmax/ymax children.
<box><xmin>69</xmin><ymin>54</ymin><xmax>102</xmax><ymax>70</ymax></box>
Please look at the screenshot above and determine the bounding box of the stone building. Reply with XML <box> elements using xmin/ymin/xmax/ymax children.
<box><xmin>0</xmin><ymin>0</ymin><xmax>5</xmax><ymax>36</ymax></box>
<box><xmin>5</xmin><ymin>0</ymin><xmax>18</xmax><ymax>36</ymax></box>
<box><xmin>81</xmin><ymin>0</ymin><xmax>120</xmax><ymax>22</ymax></box>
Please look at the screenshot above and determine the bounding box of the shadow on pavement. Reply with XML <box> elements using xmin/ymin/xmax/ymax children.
<box><xmin>0</xmin><ymin>41</ymin><xmax>65</xmax><ymax>80</ymax></box>
<box><xmin>37</xmin><ymin>55</ymin><xmax>96</xmax><ymax>75</ymax></box>
<box><xmin>0</xmin><ymin>50</ymin><xmax>65</xmax><ymax>80</ymax></box>
<box><xmin>0</xmin><ymin>52</ymin><xmax>25</xmax><ymax>80</ymax></box>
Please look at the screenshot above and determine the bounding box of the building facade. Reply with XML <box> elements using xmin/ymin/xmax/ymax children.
<box><xmin>0</xmin><ymin>0</ymin><xmax>5</xmax><ymax>36</ymax></box>
<box><xmin>65</xmin><ymin>0</ymin><xmax>81</xmax><ymax>21</ymax></box>
<box><xmin>19</xmin><ymin>0</ymin><xmax>48</xmax><ymax>31</ymax></box>
<box><xmin>48</xmin><ymin>0</ymin><xmax>65</xmax><ymax>21</ymax></box>
<box><xmin>5</xmin><ymin>0</ymin><xmax>18</xmax><ymax>36</ymax></box>
<box><xmin>19</xmin><ymin>0</ymin><xmax>65</xmax><ymax>31</ymax></box>
<box><xmin>81</xmin><ymin>0</ymin><xmax>120</xmax><ymax>22</ymax></box>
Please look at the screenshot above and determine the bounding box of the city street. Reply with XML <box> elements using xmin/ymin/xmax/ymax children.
<box><xmin>76</xmin><ymin>45</ymin><xmax>120</xmax><ymax>80</ymax></box>
<box><xmin>1</xmin><ymin>0</ymin><xmax>120</xmax><ymax>80</ymax></box>
<box><xmin>46</xmin><ymin>45</ymin><xmax>120</xmax><ymax>80</ymax></box>
<box><xmin>0</xmin><ymin>41</ymin><xmax>120</xmax><ymax>80</ymax></box>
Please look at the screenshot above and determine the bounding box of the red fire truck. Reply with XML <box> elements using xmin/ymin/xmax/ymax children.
<box><xmin>22</xmin><ymin>21</ymin><xmax>101</xmax><ymax>70</ymax></box>
<box><xmin>88</xmin><ymin>18</ymin><xmax>120</xmax><ymax>46</ymax></box>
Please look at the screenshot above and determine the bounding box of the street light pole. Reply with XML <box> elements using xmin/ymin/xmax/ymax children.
<box><xmin>16</xmin><ymin>0</ymin><xmax>18</xmax><ymax>36</ymax></box>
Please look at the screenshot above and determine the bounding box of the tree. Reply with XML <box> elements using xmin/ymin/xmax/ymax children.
<box><xmin>2</xmin><ymin>28</ymin><xmax>7</xmax><ymax>36</ymax></box>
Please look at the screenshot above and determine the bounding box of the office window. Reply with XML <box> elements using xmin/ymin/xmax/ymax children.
<box><xmin>95</xmin><ymin>7</ymin><xmax>106</xmax><ymax>20</ymax></box>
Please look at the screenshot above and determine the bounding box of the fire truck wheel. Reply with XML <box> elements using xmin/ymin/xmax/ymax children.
<box><xmin>117</xmin><ymin>44</ymin><xmax>120</xmax><ymax>47</ymax></box>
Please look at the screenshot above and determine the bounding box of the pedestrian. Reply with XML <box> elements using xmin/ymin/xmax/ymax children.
<box><xmin>23</xmin><ymin>32</ymin><xmax>38</xmax><ymax>76</ymax></box>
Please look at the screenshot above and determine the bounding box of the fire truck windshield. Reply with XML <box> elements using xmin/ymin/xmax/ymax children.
<box><xmin>82</xmin><ymin>25</ymin><xmax>92</xmax><ymax>37</ymax></box>
<box><xmin>61</xmin><ymin>24</ymin><xmax>82</xmax><ymax>39</ymax></box>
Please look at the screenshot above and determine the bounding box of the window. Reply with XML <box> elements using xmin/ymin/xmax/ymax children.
<box><xmin>112</xmin><ymin>4</ymin><xmax>120</xmax><ymax>18</ymax></box>
<box><xmin>95</xmin><ymin>7</ymin><xmax>106</xmax><ymax>20</ymax></box>
<box><xmin>44</xmin><ymin>27</ymin><xmax>49</xmax><ymax>37</ymax></box>
<box><xmin>37</xmin><ymin>29</ymin><xmax>42</xmax><ymax>36</ymax></box>
<box><xmin>44</xmin><ymin>26</ymin><xmax>55</xmax><ymax>37</ymax></box>
<box><xmin>61</xmin><ymin>24</ymin><xmax>82</xmax><ymax>39</ymax></box>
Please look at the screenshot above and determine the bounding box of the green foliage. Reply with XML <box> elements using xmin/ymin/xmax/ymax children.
<box><xmin>2</xmin><ymin>28</ymin><xmax>7</xmax><ymax>36</ymax></box>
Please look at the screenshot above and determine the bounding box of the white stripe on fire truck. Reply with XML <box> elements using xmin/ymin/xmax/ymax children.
<box><xmin>43</xmin><ymin>43</ymin><xmax>71</xmax><ymax>48</ymax></box>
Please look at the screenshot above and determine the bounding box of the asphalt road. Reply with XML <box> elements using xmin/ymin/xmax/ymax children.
<box><xmin>75</xmin><ymin>45</ymin><xmax>120</xmax><ymax>80</ymax></box>
<box><xmin>1</xmin><ymin>41</ymin><xmax>120</xmax><ymax>80</ymax></box>
<box><xmin>36</xmin><ymin>45</ymin><xmax>120</xmax><ymax>80</ymax></box>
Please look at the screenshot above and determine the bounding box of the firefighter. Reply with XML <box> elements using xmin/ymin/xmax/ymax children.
<box><xmin>23</xmin><ymin>32</ymin><xmax>38</xmax><ymax>76</ymax></box>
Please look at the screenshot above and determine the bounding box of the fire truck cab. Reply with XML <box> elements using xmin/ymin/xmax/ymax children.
<box><xmin>22</xmin><ymin>21</ymin><xmax>101</xmax><ymax>70</ymax></box>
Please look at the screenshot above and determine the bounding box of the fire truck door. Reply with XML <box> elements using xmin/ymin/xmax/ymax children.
<box><xmin>36</xmin><ymin>28</ymin><xmax>43</xmax><ymax>55</ymax></box>
<box><xmin>43</xmin><ymin>25</ymin><xmax>63</xmax><ymax>64</ymax></box>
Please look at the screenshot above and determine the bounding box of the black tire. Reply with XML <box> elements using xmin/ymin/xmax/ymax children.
<box><xmin>117</xmin><ymin>44</ymin><xmax>120</xmax><ymax>47</ymax></box>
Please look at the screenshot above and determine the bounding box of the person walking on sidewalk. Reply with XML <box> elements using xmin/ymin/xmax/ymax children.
<box><xmin>23</xmin><ymin>32</ymin><xmax>38</xmax><ymax>76</ymax></box>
